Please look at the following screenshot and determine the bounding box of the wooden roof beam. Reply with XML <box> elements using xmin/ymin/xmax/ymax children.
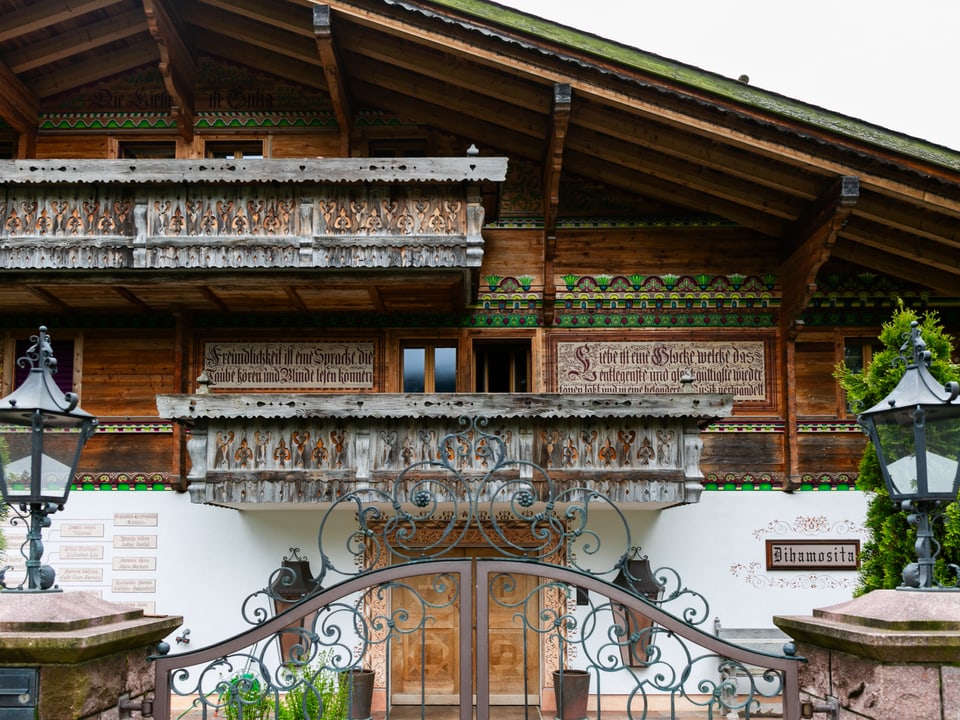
<box><xmin>201</xmin><ymin>33</ymin><xmax>326</xmax><ymax>90</ymax></box>
<box><xmin>143</xmin><ymin>0</ymin><xmax>196</xmax><ymax>142</ymax></box>
<box><xmin>542</xmin><ymin>83</ymin><xmax>571</xmax><ymax>326</ymax></box>
<box><xmin>0</xmin><ymin>60</ymin><xmax>39</xmax><ymax>150</ymax></box>
<box><xmin>314</xmin><ymin>5</ymin><xmax>353</xmax><ymax>157</ymax></box>
<box><xmin>3</xmin><ymin>8</ymin><xmax>148</xmax><ymax>73</ymax></box>
<box><xmin>181</xmin><ymin>4</ymin><xmax>321</xmax><ymax>67</ymax></box>
<box><xmin>197</xmin><ymin>0</ymin><xmax>313</xmax><ymax>37</ymax></box>
<box><xmin>543</xmin><ymin>83</ymin><xmax>570</xmax><ymax>261</ymax></box>
<box><xmin>831</xmin><ymin>239</ymin><xmax>960</xmax><ymax>296</ymax></box>
<box><xmin>31</xmin><ymin>42</ymin><xmax>159</xmax><ymax>98</ymax></box>
<box><xmin>778</xmin><ymin>175</ymin><xmax>859</xmax><ymax>331</ymax></box>
<box><xmin>0</xmin><ymin>0</ymin><xmax>119</xmax><ymax>42</ymax></box>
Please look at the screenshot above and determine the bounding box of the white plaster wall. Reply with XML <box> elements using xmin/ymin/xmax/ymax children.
<box><xmin>2</xmin><ymin>488</ymin><xmax>869</xmax><ymax>686</ymax></box>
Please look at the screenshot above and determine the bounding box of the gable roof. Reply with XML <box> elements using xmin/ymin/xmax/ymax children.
<box><xmin>1</xmin><ymin>0</ymin><xmax>959</xmax><ymax>312</ymax></box>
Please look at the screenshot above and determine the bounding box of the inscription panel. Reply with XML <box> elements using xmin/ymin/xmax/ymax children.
<box><xmin>557</xmin><ymin>340</ymin><xmax>766</xmax><ymax>399</ymax></box>
<box><xmin>204</xmin><ymin>341</ymin><xmax>375</xmax><ymax>389</ymax></box>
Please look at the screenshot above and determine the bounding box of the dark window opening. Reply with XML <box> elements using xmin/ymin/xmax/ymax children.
<box><xmin>205</xmin><ymin>140</ymin><xmax>264</xmax><ymax>159</ymax></box>
<box><xmin>474</xmin><ymin>341</ymin><xmax>530</xmax><ymax>392</ymax></box>
<box><xmin>369</xmin><ymin>138</ymin><xmax>428</xmax><ymax>157</ymax></box>
<box><xmin>118</xmin><ymin>141</ymin><xmax>176</xmax><ymax>159</ymax></box>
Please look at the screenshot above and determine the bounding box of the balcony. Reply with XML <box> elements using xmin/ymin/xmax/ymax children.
<box><xmin>0</xmin><ymin>157</ymin><xmax>506</xmax><ymax>315</ymax></box>
<box><xmin>156</xmin><ymin>392</ymin><xmax>732</xmax><ymax>509</ymax></box>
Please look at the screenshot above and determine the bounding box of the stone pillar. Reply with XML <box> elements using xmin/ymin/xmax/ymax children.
<box><xmin>774</xmin><ymin>590</ymin><xmax>960</xmax><ymax>720</ymax></box>
<box><xmin>0</xmin><ymin>592</ymin><xmax>182</xmax><ymax>720</ymax></box>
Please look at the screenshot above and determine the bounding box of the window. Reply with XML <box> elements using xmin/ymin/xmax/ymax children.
<box><xmin>118</xmin><ymin>140</ymin><xmax>176</xmax><ymax>159</ymax></box>
<box><xmin>474</xmin><ymin>341</ymin><xmax>530</xmax><ymax>392</ymax></box>
<box><xmin>843</xmin><ymin>337</ymin><xmax>882</xmax><ymax>413</ymax></box>
<box><xmin>205</xmin><ymin>140</ymin><xmax>264</xmax><ymax>159</ymax></box>
<box><xmin>843</xmin><ymin>338</ymin><xmax>882</xmax><ymax>375</ymax></box>
<box><xmin>403</xmin><ymin>343</ymin><xmax>457</xmax><ymax>392</ymax></box>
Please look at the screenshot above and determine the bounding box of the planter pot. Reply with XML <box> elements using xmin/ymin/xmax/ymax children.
<box><xmin>345</xmin><ymin>668</ymin><xmax>375</xmax><ymax>720</ymax></box>
<box><xmin>552</xmin><ymin>669</ymin><xmax>589</xmax><ymax>720</ymax></box>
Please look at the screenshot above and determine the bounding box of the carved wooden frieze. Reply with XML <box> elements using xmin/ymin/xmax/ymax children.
<box><xmin>157</xmin><ymin>393</ymin><xmax>732</xmax><ymax>508</ymax></box>
<box><xmin>0</xmin><ymin>158</ymin><xmax>503</xmax><ymax>271</ymax></box>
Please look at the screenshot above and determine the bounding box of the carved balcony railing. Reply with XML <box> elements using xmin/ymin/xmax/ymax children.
<box><xmin>155</xmin><ymin>392</ymin><xmax>732</xmax><ymax>508</ymax></box>
<box><xmin>0</xmin><ymin>157</ymin><xmax>504</xmax><ymax>278</ymax></box>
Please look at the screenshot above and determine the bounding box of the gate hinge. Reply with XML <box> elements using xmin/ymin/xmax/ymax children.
<box><xmin>801</xmin><ymin>695</ymin><xmax>839</xmax><ymax>719</ymax></box>
<box><xmin>119</xmin><ymin>692</ymin><xmax>154</xmax><ymax>719</ymax></box>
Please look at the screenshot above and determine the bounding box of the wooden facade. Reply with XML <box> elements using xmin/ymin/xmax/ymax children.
<box><xmin>0</xmin><ymin>0</ymin><xmax>959</xmax><ymax>502</ymax></box>
<box><xmin>4</xmin><ymin>0</ymin><xmax>960</xmax><ymax>710</ymax></box>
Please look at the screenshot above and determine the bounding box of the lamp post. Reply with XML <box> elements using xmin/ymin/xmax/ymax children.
<box><xmin>611</xmin><ymin>547</ymin><xmax>664</xmax><ymax>666</ymax></box>
<box><xmin>857</xmin><ymin>321</ymin><xmax>960</xmax><ymax>590</ymax></box>
<box><xmin>0</xmin><ymin>327</ymin><xmax>98</xmax><ymax>592</ymax></box>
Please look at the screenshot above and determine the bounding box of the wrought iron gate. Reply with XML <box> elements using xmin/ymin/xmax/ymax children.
<box><xmin>150</xmin><ymin>418</ymin><xmax>803</xmax><ymax>719</ymax></box>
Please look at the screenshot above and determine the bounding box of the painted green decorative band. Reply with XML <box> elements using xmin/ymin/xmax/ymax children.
<box><xmin>704</xmin><ymin>471</ymin><xmax>858</xmax><ymax>491</ymax></box>
<box><xmin>704</xmin><ymin>421</ymin><xmax>784</xmax><ymax>433</ymax></box>
<box><xmin>97</xmin><ymin>422</ymin><xmax>175</xmax><ymax>433</ymax></box>
<box><xmin>195</xmin><ymin>113</ymin><xmax>337</xmax><ymax>129</ymax></box>
<box><xmin>74</xmin><ymin>472</ymin><xmax>175</xmax><ymax>490</ymax></box>
<box><xmin>553</xmin><ymin>312</ymin><xmax>775</xmax><ymax>328</ymax></box>
<box><xmin>798</xmin><ymin>421</ymin><xmax>862</xmax><ymax>433</ymax></box>
<box><xmin>39</xmin><ymin>113</ymin><xmax>176</xmax><ymax>131</ymax></box>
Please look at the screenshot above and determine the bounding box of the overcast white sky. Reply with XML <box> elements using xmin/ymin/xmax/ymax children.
<box><xmin>500</xmin><ymin>0</ymin><xmax>960</xmax><ymax>151</ymax></box>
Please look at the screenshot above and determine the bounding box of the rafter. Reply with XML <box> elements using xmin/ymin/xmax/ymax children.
<box><xmin>30</xmin><ymin>43</ymin><xmax>159</xmax><ymax>98</ymax></box>
<box><xmin>564</xmin><ymin>147</ymin><xmax>787</xmax><ymax>236</ymax></box>
<box><xmin>0</xmin><ymin>59</ymin><xmax>39</xmax><ymax>139</ymax></box>
<box><xmin>778</xmin><ymin>176</ymin><xmax>859</xmax><ymax>330</ymax></box>
<box><xmin>197</xmin><ymin>0</ymin><xmax>313</xmax><ymax>36</ymax></box>
<box><xmin>0</xmin><ymin>0</ymin><xmax>119</xmax><ymax>42</ymax></box>
<box><xmin>831</xmin><ymin>239</ymin><xmax>960</xmax><ymax>295</ymax></box>
<box><xmin>541</xmin><ymin>83</ymin><xmax>570</xmax><ymax>325</ymax></box>
<box><xmin>314</xmin><ymin>5</ymin><xmax>352</xmax><ymax>156</ymax></box>
<box><xmin>3</xmin><ymin>8</ymin><xmax>148</xmax><ymax>73</ymax></box>
<box><xmin>200</xmin><ymin>33</ymin><xmax>327</xmax><ymax>90</ymax></box>
<box><xmin>180</xmin><ymin>3</ymin><xmax>321</xmax><ymax>67</ymax></box>
<box><xmin>143</xmin><ymin>0</ymin><xmax>196</xmax><ymax>141</ymax></box>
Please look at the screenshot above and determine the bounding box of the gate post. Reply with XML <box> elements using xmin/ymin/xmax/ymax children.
<box><xmin>0</xmin><ymin>591</ymin><xmax>181</xmax><ymax>719</ymax></box>
<box><xmin>775</xmin><ymin>590</ymin><xmax>960</xmax><ymax>720</ymax></box>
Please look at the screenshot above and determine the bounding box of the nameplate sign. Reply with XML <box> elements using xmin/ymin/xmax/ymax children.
<box><xmin>61</xmin><ymin>546</ymin><xmax>105</xmax><ymax>560</ymax></box>
<box><xmin>204</xmin><ymin>341</ymin><xmax>375</xmax><ymax>389</ymax></box>
<box><xmin>113</xmin><ymin>534</ymin><xmax>158</xmax><ymax>549</ymax></box>
<box><xmin>112</xmin><ymin>579</ymin><xmax>156</xmax><ymax>593</ymax></box>
<box><xmin>114</xmin><ymin>513</ymin><xmax>158</xmax><ymax>527</ymax></box>
<box><xmin>60</xmin><ymin>523</ymin><xmax>105</xmax><ymax>538</ymax></box>
<box><xmin>113</xmin><ymin>557</ymin><xmax>157</xmax><ymax>571</ymax></box>
<box><xmin>557</xmin><ymin>341</ymin><xmax>765</xmax><ymax>398</ymax></box>
<box><xmin>59</xmin><ymin>567</ymin><xmax>104</xmax><ymax>583</ymax></box>
<box><xmin>766</xmin><ymin>540</ymin><xmax>860</xmax><ymax>570</ymax></box>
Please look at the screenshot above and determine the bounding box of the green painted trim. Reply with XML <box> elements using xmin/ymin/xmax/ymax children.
<box><xmin>422</xmin><ymin>0</ymin><xmax>960</xmax><ymax>170</ymax></box>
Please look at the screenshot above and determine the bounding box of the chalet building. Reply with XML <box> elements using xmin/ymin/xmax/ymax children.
<box><xmin>1</xmin><ymin>0</ymin><xmax>958</xmax><ymax>712</ymax></box>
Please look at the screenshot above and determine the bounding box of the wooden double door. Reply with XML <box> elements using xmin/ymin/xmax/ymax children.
<box><xmin>391</xmin><ymin>550</ymin><xmax>540</xmax><ymax>705</ymax></box>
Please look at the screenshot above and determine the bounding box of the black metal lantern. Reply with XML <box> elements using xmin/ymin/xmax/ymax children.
<box><xmin>611</xmin><ymin>548</ymin><xmax>664</xmax><ymax>666</ymax></box>
<box><xmin>270</xmin><ymin>548</ymin><xmax>321</xmax><ymax>661</ymax></box>
<box><xmin>0</xmin><ymin>327</ymin><xmax>98</xmax><ymax>592</ymax></box>
<box><xmin>857</xmin><ymin>321</ymin><xmax>960</xmax><ymax>589</ymax></box>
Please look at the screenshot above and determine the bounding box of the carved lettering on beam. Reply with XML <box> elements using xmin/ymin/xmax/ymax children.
<box><xmin>542</xmin><ymin>83</ymin><xmax>571</xmax><ymax>326</ymax></box>
<box><xmin>143</xmin><ymin>0</ymin><xmax>196</xmax><ymax>142</ymax></box>
<box><xmin>314</xmin><ymin>5</ymin><xmax>353</xmax><ymax>157</ymax></box>
<box><xmin>779</xmin><ymin>175</ymin><xmax>859</xmax><ymax>330</ymax></box>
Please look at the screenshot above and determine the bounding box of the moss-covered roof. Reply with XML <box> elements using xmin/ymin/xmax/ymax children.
<box><xmin>422</xmin><ymin>0</ymin><xmax>960</xmax><ymax>173</ymax></box>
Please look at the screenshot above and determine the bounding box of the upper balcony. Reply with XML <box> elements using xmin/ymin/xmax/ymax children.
<box><xmin>0</xmin><ymin>157</ymin><xmax>506</xmax><ymax>315</ymax></box>
<box><xmin>156</xmin><ymin>391</ymin><xmax>733</xmax><ymax>510</ymax></box>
